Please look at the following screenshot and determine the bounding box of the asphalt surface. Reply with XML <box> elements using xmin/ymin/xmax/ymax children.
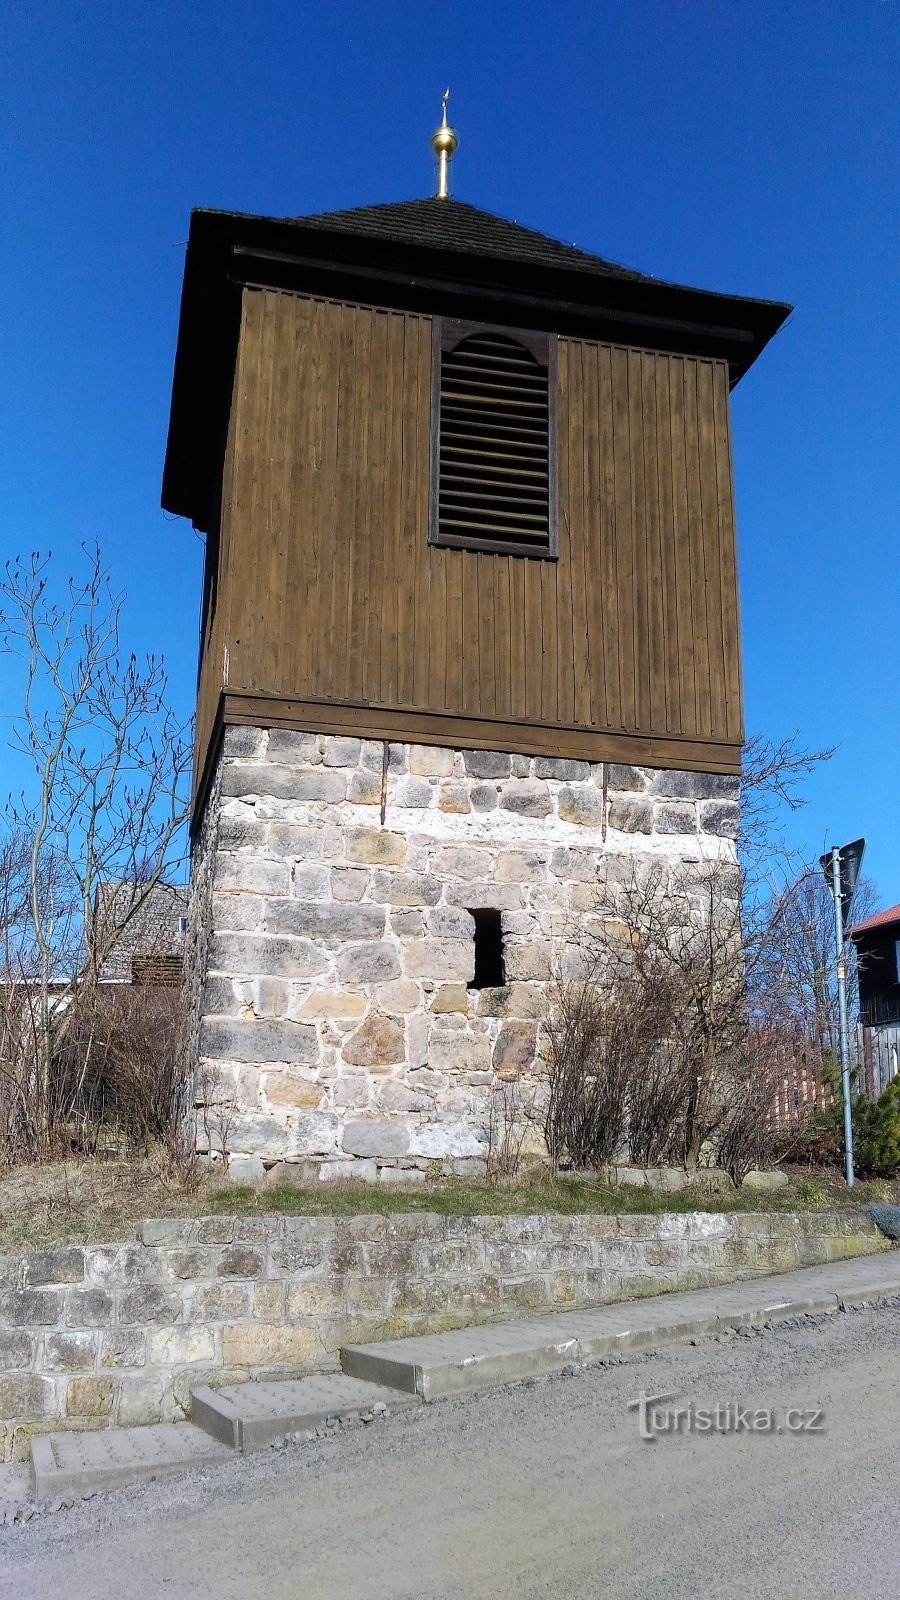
<box><xmin>2</xmin><ymin>1303</ymin><xmax>898</xmax><ymax>1599</ymax></box>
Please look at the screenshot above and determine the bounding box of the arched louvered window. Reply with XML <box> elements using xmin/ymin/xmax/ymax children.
<box><xmin>429</xmin><ymin>322</ymin><xmax>558</xmax><ymax>559</ymax></box>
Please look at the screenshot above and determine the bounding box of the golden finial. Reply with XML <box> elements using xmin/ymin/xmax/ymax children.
<box><xmin>430</xmin><ymin>88</ymin><xmax>458</xmax><ymax>200</ymax></box>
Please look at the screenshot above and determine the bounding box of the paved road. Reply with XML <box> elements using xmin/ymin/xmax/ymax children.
<box><xmin>3</xmin><ymin>1304</ymin><xmax>899</xmax><ymax>1599</ymax></box>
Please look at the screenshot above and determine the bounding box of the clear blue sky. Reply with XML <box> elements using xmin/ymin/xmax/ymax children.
<box><xmin>2</xmin><ymin>2</ymin><xmax>897</xmax><ymax>895</ymax></box>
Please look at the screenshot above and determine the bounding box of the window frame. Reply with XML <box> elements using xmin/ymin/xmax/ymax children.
<box><xmin>428</xmin><ymin>317</ymin><xmax>559</xmax><ymax>561</ymax></box>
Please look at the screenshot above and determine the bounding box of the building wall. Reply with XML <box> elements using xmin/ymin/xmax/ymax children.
<box><xmin>187</xmin><ymin>728</ymin><xmax>739</xmax><ymax>1176</ymax></box>
<box><xmin>194</xmin><ymin>287</ymin><xmax>742</xmax><ymax>805</ymax></box>
<box><xmin>0</xmin><ymin>1210</ymin><xmax>887</xmax><ymax>1459</ymax></box>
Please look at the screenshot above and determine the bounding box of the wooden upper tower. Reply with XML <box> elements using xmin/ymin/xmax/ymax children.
<box><xmin>162</xmin><ymin>154</ymin><xmax>790</xmax><ymax>823</ymax></box>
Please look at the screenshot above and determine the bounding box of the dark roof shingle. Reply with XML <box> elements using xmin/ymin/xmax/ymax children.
<box><xmin>287</xmin><ymin>197</ymin><xmax>652</xmax><ymax>283</ymax></box>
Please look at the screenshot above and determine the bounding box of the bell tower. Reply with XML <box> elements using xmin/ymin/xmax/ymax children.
<box><xmin>162</xmin><ymin>106</ymin><xmax>790</xmax><ymax>1179</ymax></box>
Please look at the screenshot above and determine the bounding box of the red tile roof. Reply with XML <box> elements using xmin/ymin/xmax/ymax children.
<box><xmin>850</xmin><ymin>903</ymin><xmax>900</xmax><ymax>937</ymax></box>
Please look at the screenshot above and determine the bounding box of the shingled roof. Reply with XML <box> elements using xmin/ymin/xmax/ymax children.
<box><xmin>287</xmin><ymin>197</ymin><xmax>652</xmax><ymax>284</ymax></box>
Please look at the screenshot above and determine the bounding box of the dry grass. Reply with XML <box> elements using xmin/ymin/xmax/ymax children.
<box><xmin>0</xmin><ymin>1156</ymin><xmax>888</xmax><ymax>1252</ymax></box>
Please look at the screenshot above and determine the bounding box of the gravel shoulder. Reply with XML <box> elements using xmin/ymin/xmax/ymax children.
<box><xmin>3</xmin><ymin>1304</ymin><xmax>899</xmax><ymax>1600</ymax></box>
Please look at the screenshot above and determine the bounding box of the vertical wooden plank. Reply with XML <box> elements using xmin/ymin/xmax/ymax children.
<box><xmin>640</xmin><ymin>351</ymin><xmax>666</xmax><ymax>735</ymax></box>
<box><xmin>628</xmin><ymin>346</ymin><xmax>651</xmax><ymax>734</ymax></box>
<box><xmin>696</xmin><ymin>359</ymin><xmax>726</xmax><ymax>739</ymax></box>
<box><xmin>599</xmin><ymin>344</ymin><xmax>624</xmax><ymax>728</ymax></box>
<box><xmin>411</xmin><ymin>314</ymin><xmax>434</xmax><ymax>710</ymax></box>
<box><xmin>329</xmin><ymin>302</ymin><xmax>360</xmax><ymax>702</ymax></box>
<box><xmin>523</xmin><ymin>555</ymin><xmax>543</xmax><ymax>721</ymax></box>
<box><xmin>396</xmin><ymin>314</ymin><xmax>420</xmax><ymax>708</ymax></box>
<box><xmin>683</xmin><ymin>358</ymin><xmax>711</xmax><ymax>737</ymax></box>
<box><xmin>668</xmin><ymin>355</ymin><xmax>695</xmax><ymax>736</ymax></box>
<box><xmin>278</xmin><ymin>293</ymin><xmax>312</xmax><ymax>699</ymax></box>
<box><xmin>553</xmin><ymin>341</ymin><xmax>575</xmax><ymax>727</ymax></box>
<box><xmin>310</xmin><ymin>299</ymin><xmax>341</xmax><ymax>699</ymax></box>
<box><xmin>381</xmin><ymin>311</ymin><xmax>405</xmax><ymax>706</ymax></box>
<box><xmin>477</xmin><ymin>551</ymin><xmax>497</xmax><ymax>719</ymax></box>
<box><xmin>507</xmin><ymin>544</ymin><xmax>526</xmax><ymax>719</ymax></box>
<box><xmin>713</xmin><ymin>362</ymin><xmax>743</xmax><ymax>741</ymax></box>
<box><xmin>655</xmin><ymin>355</ymin><xmax>680</xmax><ymax>735</ymax></box>
<box><xmin>580</xmin><ymin>340</ymin><xmax>606</xmax><ymax>728</ymax></box>
<box><xmin>244</xmin><ymin>287</ymin><xmax>279</xmax><ymax>693</ymax></box>
<box><xmin>494</xmin><ymin>552</ymin><xmax>512</xmax><ymax>720</ymax></box>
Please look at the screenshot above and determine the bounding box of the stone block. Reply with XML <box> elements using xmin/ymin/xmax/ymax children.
<box><xmin>221</xmin><ymin>764</ymin><xmax>345</xmax><ymax>802</ymax></box>
<box><xmin>493</xmin><ymin>1021</ymin><xmax>537</xmax><ymax>1073</ymax></box>
<box><xmin>266</xmin><ymin>823</ymin><xmax>327</xmax><ymax>860</ymax></box>
<box><xmin>64</xmin><ymin>1287</ymin><xmax>113</xmax><ymax>1328</ymax></box>
<box><xmin>42</xmin><ymin>1331</ymin><xmax>97</xmax><ymax>1371</ymax></box>
<box><xmin>253</xmin><ymin>1281</ymin><xmax>284</xmax><ymax>1319</ymax></box>
<box><xmin>217</xmin><ymin>1245</ymin><xmax>265</xmax><ymax>1278</ymax></box>
<box><xmin>264</xmin><ymin>1072</ymin><xmax>323</xmax><ymax>1111</ymax></box>
<box><xmin>214</xmin><ymin>857</ymin><xmax>290</xmax><ymax>895</ymax></box>
<box><xmin>331</xmin><ymin>866</ymin><xmax>370</xmax><ymax>902</ymax></box>
<box><xmin>741</xmin><ymin>1169</ymin><xmax>789</xmax><ymax>1190</ymax></box>
<box><xmin>649</xmin><ymin>769</ymin><xmax>739</xmax><ymax>801</ymax></box>
<box><xmin>430</xmin><ymin>983</ymin><xmax>469</xmax><ymax>1013</ymax></box>
<box><xmin>117</xmin><ymin>1285</ymin><xmax>182</xmax><ymax>1325</ymax></box>
<box><xmin>476</xmin><ymin>983</ymin><xmax>545</xmax><ymax>1020</ymax></box>
<box><xmin>499</xmin><ymin>781</ymin><xmax>552</xmax><ymax>817</ymax></box>
<box><xmin>376</xmin><ymin>979</ymin><xmax>420</xmax><ymax>1013</ymax></box>
<box><xmin>346</xmin><ymin>768</ymin><xmax>380</xmax><ymax>806</ymax></box>
<box><xmin>148</xmin><ymin>1325</ymin><xmax>217</xmax><ymax>1365</ymax></box>
<box><xmin>0</xmin><ymin>1289</ymin><xmax>61</xmax><ymax>1327</ymax></box>
<box><xmin>608</xmin><ymin>796</ymin><xmax>654</xmax><ymax>834</ymax></box>
<box><xmin>333</xmin><ymin>1075</ymin><xmax>374</xmax><ymax>1110</ymax></box>
<box><xmin>654</xmin><ymin>802</ymin><xmax>697</xmax><ymax>835</ymax></box>
<box><xmin>228</xmin><ymin>1153</ymin><xmax>268</xmax><ymax>1180</ymax></box>
<box><xmin>407</xmin><ymin>1123</ymin><xmax>486</xmax><ymax>1158</ymax></box>
<box><xmin>337</xmin><ymin>942</ymin><xmax>402</xmax><ymax>983</ymax></box>
<box><xmin>266</xmin><ymin>729</ymin><xmax>319</xmax><ymax>762</ymax></box>
<box><xmin>439</xmin><ymin>784</ymin><xmax>472</xmax><ymax>814</ymax></box>
<box><xmin>372</xmin><ymin>870</ymin><xmax>442</xmax><ymax>907</ymax></box>
<box><xmin>557</xmin><ymin>786</ymin><xmax>604</xmax><ymax>828</ymax></box>
<box><xmin>409</xmin><ymin>745</ymin><xmax>455</xmax><ymax>776</ymax></box>
<box><xmin>100</xmin><ymin>1330</ymin><xmax>146</xmax><ymax>1368</ymax></box>
<box><xmin>116</xmin><ymin>1376</ymin><xmax>169</xmax><ymax>1427</ymax></box>
<box><xmin>342</xmin><ymin>1010</ymin><xmax>405</xmax><ymax>1067</ymax></box>
<box><xmin>343</xmin><ymin>1120</ymin><xmax>410</xmax><ymax>1158</ymax></box>
<box><xmin>156</xmin><ymin>1247</ymin><xmax>216</xmax><ymax>1281</ymax></box>
<box><xmin>534</xmin><ymin>757</ymin><xmax>591</xmax><ymax>780</ymax></box>
<box><xmin>402</xmin><ymin>939</ymin><xmax>475</xmax><ymax>982</ymax></box>
<box><xmin>217</xmin><ymin>815</ymin><xmax>266</xmax><ymax>851</ymax></box>
<box><xmin>319</xmin><ymin>1157</ymin><xmax>377</xmax><ymax>1183</ymax></box>
<box><xmin>345</xmin><ymin>828</ymin><xmax>408</xmax><ymax>867</ymax></box>
<box><xmin>66</xmin><ymin>1377</ymin><xmax>116</xmax><ymax>1418</ymax></box>
<box><xmin>24</xmin><ymin>1247</ymin><xmax>85</xmax><ymax>1287</ymax></box>
<box><xmin>231</xmin><ymin>1111</ymin><xmax>339</xmax><ymax>1157</ymax></box>
<box><xmin>700</xmin><ymin>800</ymin><xmax>740</xmax><ymax>839</ymax></box>
<box><xmin>428</xmin><ymin>907</ymin><xmax>476</xmax><ymax>940</ymax></box>
<box><xmin>471</xmin><ymin>783</ymin><xmax>499</xmax><ymax>811</ymax></box>
<box><xmin>224</xmin><ymin>726</ymin><xmax>268</xmax><ymax>760</ymax></box>
<box><xmin>463</xmin><ymin>751</ymin><xmax>511</xmax><ymax>778</ymax></box>
<box><xmin>429</xmin><ymin>1033</ymin><xmax>492</xmax><ymax>1080</ymax></box>
<box><xmin>395</xmin><ymin>777</ymin><xmax>433</xmax><ymax>808</ymax></box>
<box><xmin>263</xmin><ymin>900</ymin><xmax>385</xmax><ymax>945</ymax></box>
<box><xmin>285</xmin><ymin>1278</ymin><xmax>346</xmax><ymax>1317</ymax></box>
<box><xmin>606</xmin><ymin>764</ymin><xmax>649</xmax><ymax>791</ymax></box>
<box><xmin>201</xmin><ymin>1017</ymin><xmax>319</xmax><ymax>1064</ymax></box>
<box><xmin>322</xmin><ymin>737</ymin><xmax>361</xmax><ymax>767</ymax></box>
<box><xmin>0</xmin><ymin>1330</ymin><xmax>35</xmax><ymax>1369</ymax></box>
<box><xmin>503</xmin><ymin>940</ymin><xmax>553</xmax><ymax>981</ymax></box>
<box><xmin>138</xmin><ymin>1220</ymin><xmax>195</xmax><ymax>1250</ymax></box>
<box><xmin>549</xmin><ymin>846</ymin><xmax>597</xmax><ymax>881</ymax></box>
<box><xmin>209</xmin><ymin>932</ymin><xmax>329</xmax><ymax>981</ymax></box>
<box><xmin>292</xmin><ymin>863</ymin><xmax>332</xmax><ymax>899</ymax></box>
<box><xmin>377</xmin><ymin>1079</ymin><xmax>431</xmax><ymax>1113</ymax></box>
<box><xmin>0</xmin><ymin>1376</ymin><xmax>55</xmax><ymax>1420</ymax></box>
<box><xmin>361</xmin><ymin>741</ymin><xmax>408</xmax><ymax>774</ymax></box>
<box><xmin>221</xmin><ymin>1323</ymin><xmax>316</xmax><ymax>1367</ymax></box>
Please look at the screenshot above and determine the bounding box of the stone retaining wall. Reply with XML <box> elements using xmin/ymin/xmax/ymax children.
<box><xmin>191</xmin><ymin>728</ymin><xmax>739</xmax><ymax>1173</ymax></box>
<box><xmin>0</xmin><ymin>1210</ymin><xmax>887</xmax><ymax>1460</ymax></box>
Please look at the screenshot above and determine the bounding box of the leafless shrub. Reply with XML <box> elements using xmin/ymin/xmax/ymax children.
<box><xmin>55</xmin><ymin>982</ymin><xmax>187</xmax><ymax>1155</ymax></box>
<box><xmin>0</xmin><ymin>544</ymin><xmax>191</xmax><ymax>1161</ymax></box>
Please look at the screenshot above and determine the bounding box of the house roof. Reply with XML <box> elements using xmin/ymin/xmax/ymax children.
<box><xmin>850</xmin><ymin>904</ymin><xmax>900</xmax><ymax>938</ymax></box>
<box><xmin>286</xmin><ymin>198</ymin><xmax>653</xmax><ymax>283</ymax></box>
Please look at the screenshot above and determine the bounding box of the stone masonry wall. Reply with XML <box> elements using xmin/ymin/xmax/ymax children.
<box><xmin>189</xmin><ymin>730</ymin><xmax>739</xmax><ymax>1175</ymax></box>
<box><xmin>0</xmin><ymin>1210</ymin><xmax>886</xmax><ymax>1460</ymax></box>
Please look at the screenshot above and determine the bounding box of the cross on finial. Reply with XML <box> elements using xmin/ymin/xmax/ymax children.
<box><xmin>431</xmin><ymin>89</ymin><xmax>459</xmax><ymax>199</ymax></box>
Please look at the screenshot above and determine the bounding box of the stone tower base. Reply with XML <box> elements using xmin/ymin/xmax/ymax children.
<box><xmin>185</xmin><ymin>729</ymin><xmax>738</xmax><ymax>1181</ymax></box>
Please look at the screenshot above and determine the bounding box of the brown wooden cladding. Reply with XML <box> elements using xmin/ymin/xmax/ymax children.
<box><xmin>194</xmin><ymin>285</ymin><xmax>743</xmax><ymax>805</ymax></box>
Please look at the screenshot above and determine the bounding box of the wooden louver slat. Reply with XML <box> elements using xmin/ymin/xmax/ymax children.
<box><xmin>437</xmin><ymin>333</ymin><xmax>552</xmax><ymax>556</ymax></box>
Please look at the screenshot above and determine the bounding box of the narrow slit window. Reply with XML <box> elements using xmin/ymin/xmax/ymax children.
<box><xmin>431</xmin><ymin>323</ymin><xmax>557</xmax><ymax>559</ymax></box>
<box><xmin>468</xmin><ymin>908</ymin><xmax>505</xmax><ymax>990</ymax></box>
